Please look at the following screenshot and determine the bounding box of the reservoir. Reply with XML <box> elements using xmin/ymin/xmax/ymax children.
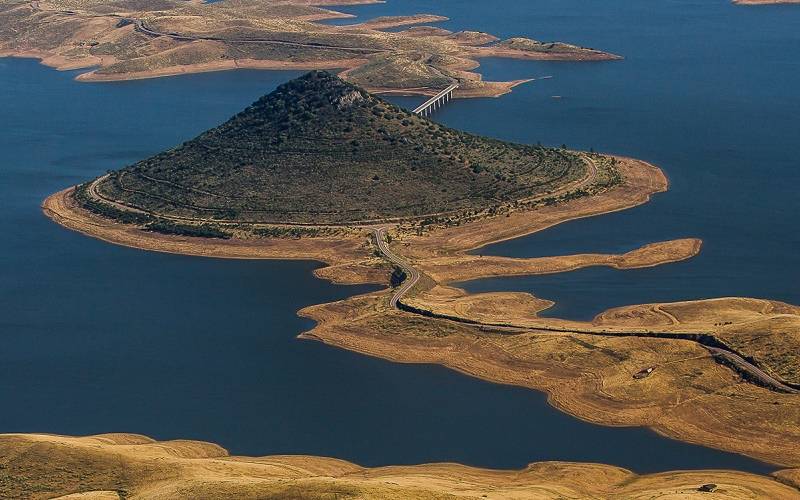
<box><xmin>3</xmin><ymin>0</ymin><xmax>798</xmax><ymax>475</ymax></box>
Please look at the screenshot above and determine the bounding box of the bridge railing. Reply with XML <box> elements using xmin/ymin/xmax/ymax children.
<box><xmin>413</xmin><ymin>83</ymin><xmax>459</xmax><ymax>117</ymax></box>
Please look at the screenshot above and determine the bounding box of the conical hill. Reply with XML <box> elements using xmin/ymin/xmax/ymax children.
<box><xmin>86</xmin><ymin>71</ymin><xmax>588</xmax><ymax>225</ymax></box>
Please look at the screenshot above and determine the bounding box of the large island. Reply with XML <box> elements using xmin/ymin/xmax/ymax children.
<box><xmin>28</xmin><ymin>72</ymin><xmax>800</xmax><ymax>498</ymax></box>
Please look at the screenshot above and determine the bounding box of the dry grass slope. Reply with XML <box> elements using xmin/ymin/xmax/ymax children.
<box><xmin>0</xmin><ymin>0</ymin><xmax>620</xmax><ymax>92</ymax></box>
<box><xmin>1</xmin><ymin>433</ymin><xmax>797</xmax><ymax>499</ymax></box>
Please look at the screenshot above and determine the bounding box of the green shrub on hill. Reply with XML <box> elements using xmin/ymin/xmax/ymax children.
<box><xmin>88</xmin><ymin>71</ymin><xmax>596</xmax><ymax>225</ymax></box>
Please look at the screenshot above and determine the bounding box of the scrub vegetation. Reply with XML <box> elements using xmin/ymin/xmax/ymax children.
<box><xmin>0</xmin><ymin>0</ymin><xmax>619</xmax><ymax>92</ymax></box>
<box><xmin>86</xmin><ymin>71</ymin><xmax>606</xmax><ymax>227</ymax></box>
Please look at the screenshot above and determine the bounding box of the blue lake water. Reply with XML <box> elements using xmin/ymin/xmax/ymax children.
<box><xmin>320</xmin><ymin>0</ymin><xmax>800</xmax><ymax>321</ymax></box>
<box><xmin>3</xmin><ymin>0</ymin><xmax>799</xmax><ymax>475</ymax></box>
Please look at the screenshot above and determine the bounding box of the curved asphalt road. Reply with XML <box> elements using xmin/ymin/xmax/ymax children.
<box><xmin>84</xmin><ymin>149</ymin><xmax>797</xmax><ymax>394</ymax></box>
<box><xmin>373</xmin><ymin>227</ymin><xmax>420</xmax><ymax>309</ymax></box>
<box><xmin>371</xmin><ymin>227</ymin><xmax>799</xmax><ymax>394</ymax></box>
<box><xmin>132</xmin><ymin>20</ymin><xmax>386</xmax><ymax>54</ymax></box>
<box><xmin>705</xmin><ymin>347</ymin><xmax>799</xmax><ymax>394</ymax></box>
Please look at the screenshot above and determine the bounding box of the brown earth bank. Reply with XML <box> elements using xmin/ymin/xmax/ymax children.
<box><xmin>42</xmin><ymin>151</ymin><xmax>800</xmax><ymax>469</ymax></box>
<box><xmin>0</xmin><ymin>0</ymin><xmax>620</xmax><ymax>96</ymax></box>
<box><xmin>393</xmin><ymin>156</ymin><xmax>669</xmax><ymax>259</ymax></box>
<box><xmin>42</xmin><ymin>154</ymin><xmax>659</xmax><ymax>279</ymax></box>
<box><xmin>419</xmin><ymin>238</ymin><xmax>702</xmax><ymax>283</ymax></box>
<box><xmin>352</xmin><ymin>77</ymin><xmax>534</xmax><ymax>99</ymax></box>
<box><xmin>74</xmin><ymin>56</ymin><xmax>370</xmax><ymax>82</ymax></box>
<box><xmin>472</xmin><ymin>45</ymin><xmax>621</xmax><ymax>62</ymax></box>
<box><xmin>2</xmin><ymin>433</ymin><xmax>799</xmax><ymax>499</ymax></box>
<box><xmin>42</xmin><ymin>185</ymin><xmax>384</xmax><ymax>285</ymax></box>
<box><xmin>299</xmin><ymin>291</ymin><xmax>800</xmax><ymax>468</ymax></box>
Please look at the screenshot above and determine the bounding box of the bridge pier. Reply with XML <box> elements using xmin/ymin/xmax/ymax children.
<box><xmin>413</xmin><ymin>83</ymin><xmax>459</xmax><ymax>117</ymax></box>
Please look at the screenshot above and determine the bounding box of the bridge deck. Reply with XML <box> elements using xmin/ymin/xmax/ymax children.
<box><xmin>413</xmin><ymin>83</ymin><xmax>459</xmax><ymax>115</ymax></box>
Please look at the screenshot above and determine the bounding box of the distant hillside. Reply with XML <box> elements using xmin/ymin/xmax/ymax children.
<box><xmin>84</xmin><ymin>71</ymin><xmax>594</xmax><ymax>227</ymax></box>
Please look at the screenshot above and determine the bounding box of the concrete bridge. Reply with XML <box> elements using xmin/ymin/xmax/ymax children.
<box><xmin>413</xmin><ymin>83</ymin><xmax>459</xmax><ymax>117</ymax></box>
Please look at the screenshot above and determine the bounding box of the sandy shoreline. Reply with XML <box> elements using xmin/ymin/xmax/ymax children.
<box><xmin>472</xmin><ymin>45</ymin><xmax>623</xmax><ymax>61</ymax></box>
<box><xmin>11</xmin><ymin>0</ymin><xmax>799</xmax><ymax>494</ymax></box>
<box><xmin>0</xmin><ymin>0</ymin><xmax>622</xmax><ymax>97</ymax></box>
<box><xmin>421</xmin><ymin>238</ymin><xmax>702</xmax><ymax>283</ymax></box>
<box><xmin>42</xmin><ymin>187</ymin><xmax>369</xmax><ymax>265</ymax></box>
<box><xmin>299</xmin><ymin>288</ymin><xmax>800</xmax><ymax>468</ymax></box>
<box><xmin>41</xmin><ymin>155</ymin><xmax>662</xmax><ymax>267</ymax></box>
<box><xmin>75</xmin><ymin>58</ymin><xmax>370</xmax><ymax>83</ymax></box>
<box><xmin>41</xmin><ymin>154</ymin><xmax>800</xmax><ymax>473</ymax></box>
<box><xmin>3</xmin><ymin>47</ymin><xmax>536</xmax><ymax>99</ymax></box>
<box><xmin>399</xmin><ymin>156</ymin><xmax>668</xmax><ymax>257</ymax></box>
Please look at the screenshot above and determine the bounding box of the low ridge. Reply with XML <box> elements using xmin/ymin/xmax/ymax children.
<box><xmin>78</xmin><ymin>71</ymin><xmax>605</xmax><ymax>229</ymax></box>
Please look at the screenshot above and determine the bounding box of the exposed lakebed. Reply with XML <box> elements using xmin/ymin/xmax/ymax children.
<box><xmin>3</xmin><ymin>0</ymin><xmax>798</xmax><ymax>475</ymax></box>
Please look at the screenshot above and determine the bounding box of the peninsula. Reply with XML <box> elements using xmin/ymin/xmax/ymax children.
<box><xmin>38</xmin><ymin>72</ymin><xmax>800</xmax><ymax>496</ymax></box>
<box><xmin>0</xmin><ymin>0</ymin><xmax>619</xmax><ymax>97</ymax></box>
